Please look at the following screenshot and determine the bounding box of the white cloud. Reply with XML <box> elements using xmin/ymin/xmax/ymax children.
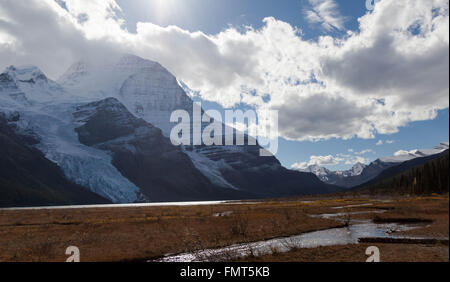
<box><xmin>304</xmin><ymin>0</ymin><xmax>346</xmax><ymax>31</ymax></box>
<box><xmin>310</xmin><ymin>155</ymin><xmax>343</xmax><ymax>166</ymax></box>
<box><xmin>0</xmin><ymin>0</ymin><xmax>448</xmax><ymax>142</ymax></box>
<box><xmin>290</xmin><ymin>162</ymin><xmax>310</xmax><ymax>170</ymax></box>
<box><xmin>376</xmin><ymin>139</ymin><xmax>395</xmax><ymax>146</ymax></box>
<box><xmin>292</xmin><ymin>150</ymin><xmax>371</xmax><ymax>170</ymax></box>
<box><xmin>394</xmin><ymin>149</ymin><xmax>417</xmax><ymax>156</ymax></box>
<box><xmin>291</xmin><ymin>154</ymin><xmax>343</xmax><ymax>170</ymax></box>
<box><xmin>345</xmin><ymin>156</ymin><xmax>368</xmax><ymax>165</ymax></box>
<box><xmin>320</xmin><ymin>0</ymin><xmax>449</xmax><ymax>134</ymax></box>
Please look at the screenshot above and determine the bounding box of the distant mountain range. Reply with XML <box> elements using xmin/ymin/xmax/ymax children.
<box><xmin>354</xmin><ymin>149</ymin><xmax>449</xmax><ymax>195</ymax></box>
<box><xmin>0</xmin><ymin>54</ymin><xmax>339</xmax><ymax>207</ymax></box>
<box><xmin>299</xmin><ymin>142</ymin><xmax>449</xmax><ymax>188</ymax></box>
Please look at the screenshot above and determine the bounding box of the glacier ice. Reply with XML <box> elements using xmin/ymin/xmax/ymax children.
<box><xmin>0</xmin><ymin>67</ymin><xmax>140</xmax><ymax>203</ymax></box>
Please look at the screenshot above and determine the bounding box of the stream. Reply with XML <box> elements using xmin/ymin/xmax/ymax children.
<box><xmin>154</xmin><ymin>208</ymin><xmax>433</xmax><ymax>262</ymax></box>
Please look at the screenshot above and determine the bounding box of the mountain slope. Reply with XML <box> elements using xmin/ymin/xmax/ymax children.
<box><xmin>299</xmin><ymin>142</ymin><xmax>449</xmax><ymax>188</ymax></box>
<box><xmin>354</xmin><ymin>149</ymin><xmax>449</xmax><ymax>191</ymax></box>
<box><xmin>73</xmin><ymin>98</ymin><xmax>256</xmax><ymax>201</ymax></box>
<box><xmin>59</xmin><ymin>54</ymin><xmax>192</xmax><ymax>136</ymax></box>
<box><xmin>332</xmin><ymin>159</ymin><xmax>399</xmax><ymax>188</ymax></box>
<box><xmin>60</xmin><ymin>54</ymin><xmax>341</xmax><ymax>197</ymax></box>
<box><xmin>0</xmin><ymin>113</ymin><xmax>110</xmax><ymax>207</ymax></box>
<box><xmin>354</xmin><ymin>150</ymin><xmax>449</xmax><ymax>195</ymax></box>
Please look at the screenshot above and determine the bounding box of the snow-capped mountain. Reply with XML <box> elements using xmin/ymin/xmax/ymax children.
<box><xmin>300</xmin><ymin>163</ymin><xmax>367</xmax><ymax>184</ymax></box>
<box><xmin>300</xmin><ymin>143</ymin><xmax>449</xmax><ymax>188</ymax></box>
<box><xmin>59</xmin><ymin>54</ymin><xmax>192</xmax><ymax>136</ymax></box>
<box><xmin>72</xmin><ymin>97</ymin><xmax>254</xmax><ymax>202</ymax></box>
<box><xmin>58</xmin><ymin>54</ymin><xmax>340</xmax><ymax>197</ymax></box>
<box><xmin>58</xmin><ymin>55</ymin><xmax>235</xmax><ymax>189</ymax></box>
<box><xmin>0</xmin><ymin>67</ymin><xmax>142</xmax><ymax>203</ymax></box>
<box><xmin>0</xmin><ymin>54</ymin><xmax>340</xmax><ymax>206</ymax></box>
<box><xmin>301</xmin><ymin>165</ymin><xmax>332</xmax><ymax>181</ymax></box>
<box><xmin>0</xmin><ymin>66</ymin><xmax>59</xmax><ymax>106</ymax></box>
<box><xmin>336</xmin><ymin>162</ymin><xmax>367</xmax><ymax>177</ymax></box>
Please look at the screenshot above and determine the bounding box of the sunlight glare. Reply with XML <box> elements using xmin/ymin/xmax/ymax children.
<box><xmin>150</xmin><ymin>0</ymin><xmax>178</xmax><ymax>22</ymax></box>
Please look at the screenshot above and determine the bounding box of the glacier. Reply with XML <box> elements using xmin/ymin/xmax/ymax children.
<box><xmin>58</xmin><ymin>54</ymin><xmax>239</xmax><ymax>190</ymax></box>
<box><xmin>0</xmin><ymin>66</ymin><xmax>140</xmax><ymax>203</ymax></box>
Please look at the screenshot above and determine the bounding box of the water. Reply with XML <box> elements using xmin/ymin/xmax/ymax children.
<box><xmin>0</xmin><ymin>200</ymin><xmax>260</xmax><ymax>211</ymax></box>
<box><xmin>155</xmin><ymin>213</ymin><xmax>427</xmax><ymax>262</ymax></box>
<box><xmin>311</xmin><ymin>210</ymin><xmax>386</xmax><ymax>219</ymax></box>
<box><xmin>331</xmin><ymin>203</ymin><xmax>374</xmax><ymax>209</ymax></box>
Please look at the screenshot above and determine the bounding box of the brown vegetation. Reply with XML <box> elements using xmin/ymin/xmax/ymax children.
<box><xmin>0</xmin><ymin>195</ymin><xmax>447</xmax><ymax>262</ymax></box>
<box><xmin>0</xmin><ymin>200</ymin><xmax>342</xmax><ymax>262</ymax></box>
<box><xmin>237</xmin><ymin>243</ymin><xmax>449</xmax><ymax>262</ymax></box>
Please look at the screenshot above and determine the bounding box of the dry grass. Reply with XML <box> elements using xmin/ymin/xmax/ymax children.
<box><xmin>0</xmin><ymin>200</ymin><xmax>342</xmax><ymax>262</ymax></box>
<box><xmin>0</xmin><ymin>195</ymin><xmax>447</xmax><ymax>262</ymax></box>
<box><xmin>237</xmin><ymin>243</ymin><xmax>449</xmax><ymax>262</ymax></box>
<box><xmin>238</xmin><ymin>195</ymin><xmax>449</xmax><ymax>262</ymax></box>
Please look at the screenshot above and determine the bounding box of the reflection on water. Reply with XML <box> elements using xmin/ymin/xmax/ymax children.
<box><xmin>311</xmin><ymin>210</ymin><xmax>386</xmax><ymax>219</ymax></box>
<box><xmin>0</xmin><ymin>200</ymin><xmax>261</xmax><ymax>211</ymax></box>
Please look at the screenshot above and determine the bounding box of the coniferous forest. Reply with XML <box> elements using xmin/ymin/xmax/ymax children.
<box><xmin>360</xmin><ymin>152</ymin><xmax>449</xmax><ymax>195</ymax></box>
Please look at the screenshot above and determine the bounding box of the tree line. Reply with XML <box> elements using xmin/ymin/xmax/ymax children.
<box><xmin>363</xmin><ymin>153</ymin><xmax>449</xmax><ymax>195</ymax></box>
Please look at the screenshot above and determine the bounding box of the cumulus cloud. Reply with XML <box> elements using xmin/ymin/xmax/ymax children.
<box><xmin>0</xmin><ymin>0</ymin><xmax>126</xmax><ymax>77</ymax></box>
<box><xmin>292</xmin><ymin>150</ymin><xmax>371</xmax><ymax>170</ymax></box>
<box><xmin>275</xmin><ymin>92</ymin><xmax>375</xmax><ymax>140</ymax></box>
<box><xmin>0</xmin><ymin>0</ymin><xmax>448</xmax><ymax>142</ymax></box>
<box><xmin>304</xmin><ymin>0</ymin><xmax>346</xmax><ymax>31</ymax></box>
<box><xmin>290</xmin><ymin>162</ymin><xmax>310</xmax><ymax>171</ymax></box>
<box><xmin>291</xmin><ymin>154</ymin><xmax>343</xmax><ymax>170</ymax></box>
<box><xmin>322</xmin><ymin>1</ymin><xmax>449</xmax><ymax>111</ymax></box>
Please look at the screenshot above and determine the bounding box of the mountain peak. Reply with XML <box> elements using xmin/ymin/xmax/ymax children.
<box><xmin>58</xmin><ymin>53</ymin><xmax>164</xmax><ymax>82</ymax></box>
<box><xmin>116</xmin><ymin>53</ymin><xmax>161</xmax><ymax>69</ymax></box>
<box><xmin>349</xmin><ymin>162</ymin><xmax>367</xmax><ymax>175</ymax></box>
<box><xmin>4</xmin><ymin>65</ymin><xmax>48</xmax><ymax>83</ymax></box>
<box><xmin>300</xmin><ymin>164</ymin><xmax>331</xmax><ymax>175</ymax></box>
<box><xmin>0</xmin><ymin>65</ymin><xmax>63</xmax><ymax>103</ymax></box>
<box><xmin>57</xmin><ymin>53</ymin><xmax>191</xmax><ymax>136</ymax></box>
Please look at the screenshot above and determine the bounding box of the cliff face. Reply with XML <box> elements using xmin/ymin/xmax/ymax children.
<box><xmin>73</xmin><ymin>98</ymin><xmax>255</xmax><ymax>202</ymax></box>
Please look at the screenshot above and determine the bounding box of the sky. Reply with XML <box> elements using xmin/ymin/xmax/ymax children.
<box><xmin>115</xmin><ymin>0</ymin><xmax>363</xmax><ymax>36</ymax></box>
<box><xmin>0</xmin><ymin>0</ymin><xmax>449</xmax><ymax>171</ymax></box>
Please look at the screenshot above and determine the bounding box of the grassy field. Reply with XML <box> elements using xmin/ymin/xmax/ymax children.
<box><xmin>0</xmin><ymin>195</ymin><xmax>448</xmax><ymax>262</ymax></box>
<box><xmin>239</xmin><ymin>195</ymin><xmax>449</xmax><ymax>262</ymax></box>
